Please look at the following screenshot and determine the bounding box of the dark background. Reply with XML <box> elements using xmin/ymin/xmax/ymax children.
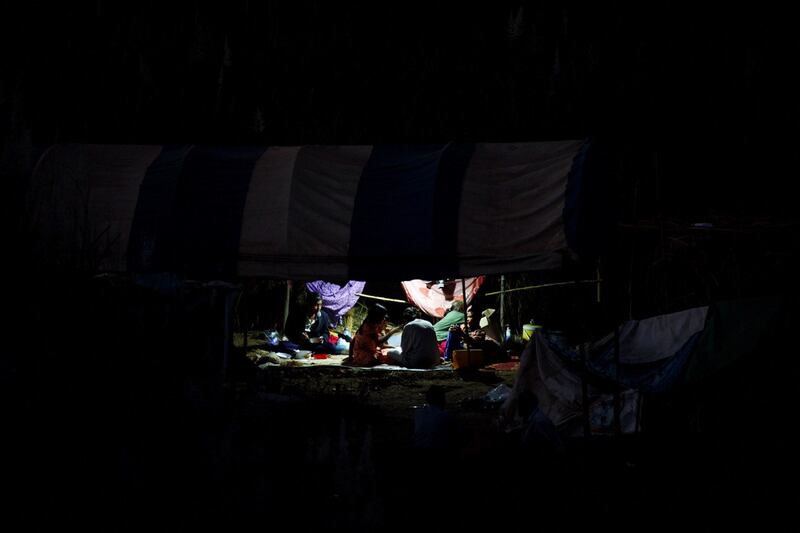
<box><xmin>2</xmin><ymin>2</ymin><xmax>798</xmax><ymax>215</ymax></box>
<box><xmin>4</xmin><ymin>1</ymin><xmax>799</xmax><ymax>316</ymax></box>
<box><xmin>2</xmin><ymin>2</ymin><xmax>799</xmax><ymax>529</ymax></box>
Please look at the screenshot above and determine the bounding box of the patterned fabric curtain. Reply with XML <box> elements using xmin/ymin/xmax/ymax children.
<box><xmin>401</xmin><ymin>277</ymin><xmax>484</xmax><ymax>318</ymax></box>
<box><xmin>305</xmin><ymin>280</ymin><xmax>366</xmax><ymax>325</ymax></box>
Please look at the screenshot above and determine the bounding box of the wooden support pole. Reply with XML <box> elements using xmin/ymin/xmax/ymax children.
<box><xmin>596</xmin><ymin>265</ymin><xmax>602</xmax><ymax>304</ymax></box>
<box><xmin>485</xmin><ymin>279</ymin><xmax>601</xmax><ymax>296</ymax></box>
<box><xmin>613</xmin><ymin>325</ymin><xmax>622</xmax><ymax>438</ymax></box>
<box><xmin>222</xmin><ymin>287</ymin><xmax>235</xmax><ymax>384</ymax></box>
<box><xmin>462</xmin><ymin>278</ymin><xmax>470</xmax><ymax>358</ymax></box>
<box><xmin>354</xmin><ymin>293</ymin><xmax>407</xmax><ymax>303</ymax></box>
<box><xmin>580</xmin><ymin>342</ymin><xmax>591</xmax><ymax>438</ymax></box>
<box><xmin>499</xmin><ymin>274</ymin><xmax>505</xmax><ymax>335</ymax></box>
<box><xmin>282</xmin><ymin>280</ymin><xmax>292</xmax><ymax>332</ymax></box>
<box><xmin>242</xmin><ymin>287</ymin><xmax>248</xmax><ymax>354</ymax></box>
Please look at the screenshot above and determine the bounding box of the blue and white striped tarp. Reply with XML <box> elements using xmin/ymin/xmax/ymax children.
<box><xmin>27</xmin><ymin>141</ymin><xmax>598</xmax><ymax>279</ymax></box>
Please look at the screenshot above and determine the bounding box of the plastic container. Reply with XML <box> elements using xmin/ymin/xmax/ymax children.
<box><xmin>292</xmin><ymin>350</ymin><xmax>311</xmax><ymax>359</ymax></box>
<box><xmin>522</xmin><ymin>323</ymin><xmax>542</xmax><ymax>341</ymax></box>
<box><xmin>451</xmin><ymin>348</ymin><xmax>484</xmax><ymax>369</ymax></box>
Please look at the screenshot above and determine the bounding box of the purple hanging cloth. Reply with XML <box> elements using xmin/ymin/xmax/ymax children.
<box><xmin>306</xmin><ymin>280</ymin><xmax>366</xmax><ymax>325</ymax></box>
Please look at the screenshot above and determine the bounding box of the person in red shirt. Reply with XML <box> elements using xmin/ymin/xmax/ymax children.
<box><xmin>348</xmin><ymin>303</ymin><xmax>400</xmax><ymax>366</ymax></box>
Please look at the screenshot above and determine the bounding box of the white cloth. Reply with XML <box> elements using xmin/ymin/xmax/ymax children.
<box><xmin>400</xmin><ymin>319</ymin><xmax>440</xmax><ymax>369</ymax></box>
<box><xmin>591</xmin><ymin>306</ymin><xmax>709</xmax><ymax>364</ymax></box>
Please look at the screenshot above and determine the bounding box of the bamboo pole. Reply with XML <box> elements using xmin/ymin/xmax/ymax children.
<box><xmin>462</xmin><ymin>277</ymin><xmax>470</xmax><ymax>360</ymax></box>
<box><xmin>485</xmin><ymin>279</ymin><xmax>601</xmax><ymax>296</ymax></box>
<box><xmin>613</xmin><ymin>325</ymin><xmax>622</xmax><ymax>438</ymax></box>
<box><xmin>499</xmin><ymin>274</ymin><xmax>505</xmax><ymax>336</ymax></box>
<box><xmin>596</xmin><ymin>265</ymin><xmax>602</xmax><ymax>304</ymax></box>
<box><xmin>580</xmin><ymin>342</ymin><xmax>591</xmax><ymax>438</ymax></box>
<box><xmin>242</xmin><ymin>286</ymin><xmax>248</xmax><ymax>354</ymax></box>
<box><xmin>354</xmin><ymin>293</ymin><xmax>407</xmax><ymax>303</ymax></box>
<box><xmin>282</xmin><ymin>280</ymin><xmax>291</xmax><ymax>332</ymax></box>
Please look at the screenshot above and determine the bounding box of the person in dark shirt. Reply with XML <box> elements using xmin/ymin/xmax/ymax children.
<box><xmin>445</xmin><ymin>305</ymin><xmax>503</xmax><ymax>362</ymax></box>
<box><xmin>284</xmin><ymin>293</ymin><xmax>337</xmax><ymax>352</ymax></box>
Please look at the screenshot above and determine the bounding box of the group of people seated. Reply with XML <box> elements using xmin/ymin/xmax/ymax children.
<box><xmin>346</xmin><ymin>299</ymin><xmax>508</xmax><ymax>368</ymax></box>
<box><xmin>347</xmin><ymin>303</ymin><xmax>441</xmax><ymax>369</ymax></box>
<box><xmin>284</xmin><ymin>289</ymin><xmax>508</xmax><ymax>368</ymax></box>
<box><xmin>443</xmin><ymin>303</ymin><xmax>504</xmax><ymax>361</ymax></box>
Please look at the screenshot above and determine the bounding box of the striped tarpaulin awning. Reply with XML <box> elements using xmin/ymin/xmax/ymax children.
<box><xmin>27</xmin><ymin>141</ymin><xmax>599</xmax><ymax>280</ymax></box>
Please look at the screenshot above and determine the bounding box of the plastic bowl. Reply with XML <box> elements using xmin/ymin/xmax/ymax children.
<box><xmin>292</xmin><ymin>350</ymin><xmax>311</xmax><ymax>359</ymax></box>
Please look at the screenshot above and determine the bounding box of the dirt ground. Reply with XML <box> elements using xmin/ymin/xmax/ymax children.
<box><xmin>8</xmin><ymin>331</ymin><xmax>791</xmax><ymax>531</ymax></box>
<box><xmin>238</xmin><ymin>331</ymin><xmax>518</xmax><ymax>422</ymax></box>
<box><xmin>193</xmin><ymin>335</ymin><xmax>793</xmax><ymax>531</ymax></box>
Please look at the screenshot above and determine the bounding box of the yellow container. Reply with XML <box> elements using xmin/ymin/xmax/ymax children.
<box><xmin>452</xmin><ymin>349</ymin><xmax>484</xmax><ymax>369</ymax></box>
<box><xmin>522</xmin><ymin>324</ymin><xmax>542</xmax><ymax>341</ymax></box>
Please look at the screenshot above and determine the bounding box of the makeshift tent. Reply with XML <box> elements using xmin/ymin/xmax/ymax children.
<box><xmin>502</xmin><ymin>307</ymin><xmax>708</xmax><ymax>435</ymax></box>
<box><xmin>502</xmin><ymin>300</ymin><xmax>784</xmax><ymax>435</ymax></box>
<box><xmin>26</xmin><ymin>140</ymin><xmax>608</xmax><ymax>280</ymax></box>
<box><xmin>505</xmin><ymin>333</ymin><xmax>641</xmax><ymax>435</ymax></box>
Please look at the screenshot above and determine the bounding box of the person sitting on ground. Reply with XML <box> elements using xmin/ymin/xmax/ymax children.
<box><xmin>432</xmin><ymin>300</ymin><xmax>465</xmax><ymax>354</ymax></box>
<box><xmin>284</xmin><ymin>293</ymin><xmax>338</xmax><ymax>353</ymax></box>
<box><xmin>347</xmin><ymin>303</ymin><xmax>400</xmax><ymax>367</ymax></box>
<box><xmin>446</xmin><ymin>306</ymin><xmax>504</xmax><ymax>362</ymax></box>
<box><xmin>385</xmin><ymin>307</ymin><xmax>441</xmax><ymax>369</ymax></box>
